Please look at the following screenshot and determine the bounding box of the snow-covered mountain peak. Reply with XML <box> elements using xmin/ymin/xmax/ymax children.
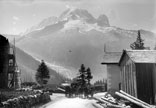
<box><xmin>61</xmin><ymin>19</ymin><xmax>113</xmax><ymax>34</ymax></box>
<box><xmin>59</xmin><ymin>8</ymin><xmax>110</xmax><ymax>30</ymax></box>
<box><xmin>59</xmin><ymin>8</ymin><xmax>96</xmax><ymax>23</ymax></box>
<box><xmin>23</xmin><ymin>8</ymin><xmax>111</xmax><ymax>36</ymax></box>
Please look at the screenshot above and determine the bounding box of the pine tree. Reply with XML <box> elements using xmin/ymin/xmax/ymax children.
<box><xmin>70</xmin><ymin>64</ymin><xmax>93</xmax><ymax>96</ymax></box>
<box><xmin>130</xmin><ymin>30</ymin><xmax>145</xmax><ymax>50</ymax></box>
<box><xmin>35</xmin><ymin>60</ymin><xmax>50</xmax><ymax>86</ymax></box>
<box><xmin>78</xmin><ymin>64</ymin><xmax>86</xmax><ymax>90</ymax></box>
<box><xmin>86</xmin><ymin>68</ymin><xmax>93</xmax><ymax>86</ymax></box>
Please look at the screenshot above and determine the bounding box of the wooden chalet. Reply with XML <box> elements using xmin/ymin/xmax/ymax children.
<box><xmin>119</xmin><ymin>50</ymin><xmax>156</xmax><ymax>104</ymax></box>
<box><xmin>0</xmin><ymin>35</ymin><xmax>10</xmax><ymax>88</ymax></box>
<box><xmin>101</xmin><ymin>52</ymin><xmax>122</xmax><ymax>90</ymax></box>
<box><xmin>0</xmin><ymin>34</ymin><xmax>20</xmax><ymax>89</ymax></box>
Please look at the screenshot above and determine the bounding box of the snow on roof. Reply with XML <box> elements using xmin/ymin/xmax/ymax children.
<box><xmin>101</xmin><ymin>52</ymin><xmax>122</xmax><ymax>64</ymax></box>
<box><xmin>121</xmin><ymin>50</ymin><xmax>156</xmax><ymax>63</ymax></box>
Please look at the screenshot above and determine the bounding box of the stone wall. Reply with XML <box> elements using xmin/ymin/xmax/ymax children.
<box><xmin>0</xmin><ymin>90</ymin><xmax>51</xmax><ymax>108</ymax></box>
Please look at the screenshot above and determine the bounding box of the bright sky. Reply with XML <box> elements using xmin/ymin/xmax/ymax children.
<box><xmin>0</xmin><ymin>0</ymin><xmax>155</xmax><ymax>35</ymax></box>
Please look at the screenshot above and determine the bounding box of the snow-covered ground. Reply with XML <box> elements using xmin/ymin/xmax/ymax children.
<box><xmin>41</xmin><ymin>93</ymin><xmax>106</xmax><ymax>108</ymax></box>
<box><xmin>46</xmin><ymin>98</ymin><xmax>97</xmax><ymax>108</ymax></box>
<box><xmin>94</xmin><ymin>92</ymin><xmax>107</xmax><ymax>98</ymax></box>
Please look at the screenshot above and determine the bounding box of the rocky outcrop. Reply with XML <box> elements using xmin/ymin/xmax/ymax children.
<box><xmin>97</xmin><ymin>14</ymin><xmax>110</xmax><ymax>27</ymax></box>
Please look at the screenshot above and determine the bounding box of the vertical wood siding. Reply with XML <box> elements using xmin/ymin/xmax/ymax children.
<box><xmin>120</xmin><ymin>54</ymin><xmax>138</xmax><ymax>97</ymax></box>
<box><xmin>120</xmin><ymin>53</ymin><xmax>155</xmax><ymax>104</ymax></box>
<box><xmin>136</xmin><ymin>63</ymin><xmax>154</xmax><ymax>104</ymax></box>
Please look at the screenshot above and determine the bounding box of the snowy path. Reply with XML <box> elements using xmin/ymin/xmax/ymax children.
<box><xmin>41</xmin><ymin>93</ymin><xmax>105</xmax><ymax>108</ymax></box>
<box><xmin>46</xmin><ymin>98</ymin><xmax>97</xmax><ymax>108</ymax></box>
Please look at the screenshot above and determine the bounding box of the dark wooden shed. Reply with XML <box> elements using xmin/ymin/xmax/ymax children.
<box><xmin>119</xmin><ymin>50</ymin><xmax>156</xmax><ymax>104</ymax></box>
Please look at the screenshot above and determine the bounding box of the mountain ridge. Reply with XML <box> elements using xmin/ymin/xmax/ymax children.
<box><xmin>4</xmin><ymin>8</ymin><xmax>156</xmax><ymax>82</ymax></box>
<box><xmin>22</xmin><ymin>8</ymin><xmax>110</xmax><ymax>35</ymax></box>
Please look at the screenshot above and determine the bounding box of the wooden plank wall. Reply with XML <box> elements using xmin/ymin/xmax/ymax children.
<box><xmin>120</xmin><ymin>54</ymin><xmax>137</xmax><ymax>98</ymax></box>
<box><xmin>107</xmin><ymin>64</ymin><xmax>121</xmax><ymax>90</ymax></box>
<box><xmin>136</xmin><ymin>63</ymin><xmax>154</xmax><ymax>104</ymax></box>
<box><xmin>153</xmin><ymin>64</ymin><xmax>156</xmax><ymax>104</ymax></box>
<box><xmin>132</xmin><ymin>63</ymin><xmax>137</xmax><ymax>98</ymax></box>
<box><xmin>120</xmin><ymin>52</ymin><xmax>156</xmax><ymax>104</ymax></box>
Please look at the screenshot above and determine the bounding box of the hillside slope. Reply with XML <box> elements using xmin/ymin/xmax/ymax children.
<box><xmin>16</xmin><ymin>47</ymin><xmax>66</xmax><ymax>84</ymax></box>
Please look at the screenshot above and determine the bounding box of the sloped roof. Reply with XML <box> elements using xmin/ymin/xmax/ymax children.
<box><xmin>120</xmin><ymin>50</ymin><xmax>156</xmax><ymax>64</ymax></box>
<box><xmin>101</xmin><ymin>52</ymin><xmax>122</xmax><ymax>64</ymax></box>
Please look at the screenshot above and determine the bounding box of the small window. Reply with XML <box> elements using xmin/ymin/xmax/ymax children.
<box><xmin>9</xmin><ymin>59</ymin><xmax>13</xmax><ymax>66</ymax></box>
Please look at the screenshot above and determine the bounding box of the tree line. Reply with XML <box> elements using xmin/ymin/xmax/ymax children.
<box><xmin>35</xmin><ymin>61</ymin><xmax>93</xmax><ymax>98</ymax></box>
